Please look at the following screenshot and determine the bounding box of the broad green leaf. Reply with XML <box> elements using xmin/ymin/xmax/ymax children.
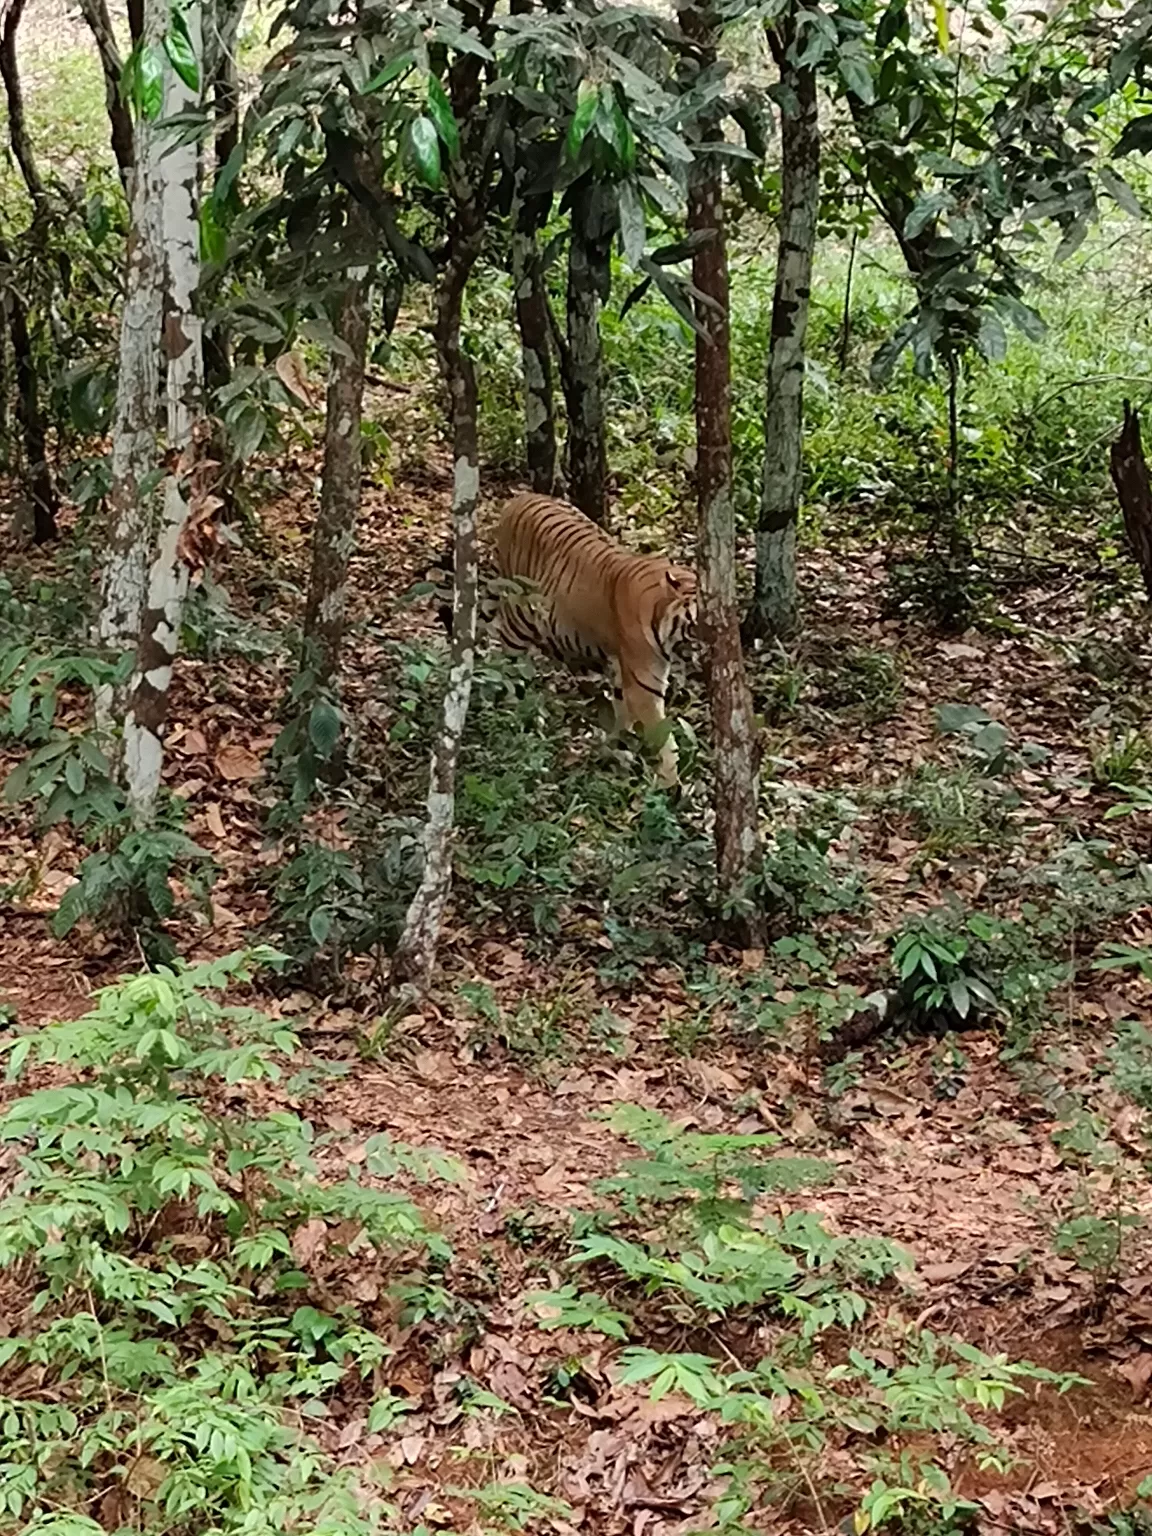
<box><xmin>618</xmin><ymin>180</ymin><xmax>645</xmax><ymax>265</ymax></box>
<box><xmin>565</xmin><ymin>84</ymin><xmax>598</xmax><ymax>162</ymax></box>
<box><xmin>1099</xmin><ymin>164</ymin><xmax>1143</xmax><ymax>218</ymax></box>
<box><xmin>309</xmin><ymin>908</ymin><xmax>332</xmax><ymax>947</ymax></box>
<box><xmin>408</xmin><ymin>115</ymin><xmax>442</xmax><ymax>189</ymax></box>
<box><xmin>364</xmin><ymin>51</ymin><xmax>414</xmax><ymax>93</ymax></box>
<box><xmin>976</xmin><ymin>311</ymin><xmax>1007</xmax><ymax>363</ymax></box>
<box><xmin>904</xmin><ymin>191</ymin><xmax>949</xmax><ymax>240</ymax></box>
<box><xmin>199</xmin><ymin>201</ymin><xmax>226</xmax><ymax>264</ymax></box>
<box><xmin>427</xmin><ymin>75</ymin><xmax>460</xmax><ymax>160</ymax></box>
<box><xmin>164</xmin><ymin>7</ymin><xmax>199</xmax><ymax>92</ymax></box>
<box><xmin>308</xmin><ymin>700</ymin><xmax>341</xmax><ymax>756</ymax></box>
<box><xmin>138</xmin><ymin>44</ymin><xmax>165</xmax><ymax>120</ymax></box>
<box><xmin>1113</xmin><ymin>113</ymin><xmax>1152</xmax><ymax>159</ymax></box>
<box><xmin>838</xmin><ymin>51</ymin><xmax>874</xmax><ymax>104</ymax></box>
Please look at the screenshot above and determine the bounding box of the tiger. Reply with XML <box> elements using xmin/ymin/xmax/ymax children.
<box><xmin>494</xmin><ymin>491</ymin><xmax>697</xmax><ymax>786</ymax></box>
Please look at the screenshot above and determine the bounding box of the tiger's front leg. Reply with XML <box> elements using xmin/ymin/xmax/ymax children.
<box><xmin>617</xmin><ymin>653</ymin><xmax>678</xmax><ymax>787</ymax></box>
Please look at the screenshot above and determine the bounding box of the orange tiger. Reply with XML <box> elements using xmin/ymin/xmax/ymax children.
<box><xmin>494</xmin><ymin>492</ymin><xmax>697</xmax><ymax>786</ymax></box>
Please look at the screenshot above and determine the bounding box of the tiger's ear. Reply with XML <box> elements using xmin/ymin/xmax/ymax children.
<box><xmin>665</xmin><ymin>571</ymin><xmax>681</xmax><ymax>590</ymax></box>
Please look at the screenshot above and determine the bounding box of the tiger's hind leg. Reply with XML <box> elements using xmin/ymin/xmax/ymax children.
<box><xmin>618</xmin><ymin>651</ymin><xmax>678</xmax><ymax>787</ymax></box>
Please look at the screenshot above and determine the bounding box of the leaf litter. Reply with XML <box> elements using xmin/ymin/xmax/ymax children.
<box><xmin>2</xmin><ymin>436</ymin><xmax>1152</xmax><ymax>1531</ymax></box>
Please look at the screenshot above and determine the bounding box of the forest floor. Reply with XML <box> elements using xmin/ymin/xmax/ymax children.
<box><xmin>4</xmin><ymin>418</ymin><xmax>1152</xmax><ymax>1535</ymax></box>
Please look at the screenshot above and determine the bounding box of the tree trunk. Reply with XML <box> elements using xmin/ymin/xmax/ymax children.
<box><xmin>76</xmin><ymin>0</ymin><xmax>135</xmax><ymax>187</ymax></box>
<box><xmin>565</xmin><ymin>181</ymin><xmax>611</xmax><ymax>524</ymax></box>
<box><xmin>122</xmin><ymin>0</ymin><xmax>205</xmax><ymax>823</ymax></box>
<box><xmin>391</xmin><ymin>220</ymin><xmax>484</xmax><ymax>994</ymax></box>
<box><xmin>1110</xmin><ymin>400</ymin><xmax>1152</xmax><ymax>600</ymax></box>
<box><xmin>681</xmin><ymin>2</ymin><xmax>761</xmax><ymax>924</ymax></box>
<box><xmin>205</xmin><ymin>0</ymin><xmax>246</xmax><ymax>174</ymax></box>
<box><xmin>511</xmin><ymin>184</ymin><xmax>556</xmax><ymax>494</ymax></box>
<box><xmin>96</xmin><ymin>65</ymin><xmax>165</xmax><ymax>733</ymax></box>
<box><xmin>302</xmin><ymin>202</ymin><xmax>374</xmax><ymax>685</ymax></box>
<box><xmin>748</xmin><ymin>20</ymin><xmax>819</xmax><ymax>641</ymax></box>
<box><xmin>0</xmin><ymin>0</ymin><xmax>44</xmax><ymax>208</ymax></box>
<box><xmin>1</xmin><ymin>274</ymin><xmax>58</xmax><ymax>543</ymax></box>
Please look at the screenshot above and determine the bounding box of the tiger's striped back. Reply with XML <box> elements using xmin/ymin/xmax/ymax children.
<box><xmin>493</xmin><ymin>492</ymin><xmax>697</xmax><ymax>785</ymax></box>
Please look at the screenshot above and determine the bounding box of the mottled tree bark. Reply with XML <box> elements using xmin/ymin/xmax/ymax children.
<box><xmin>565</xmin><ymin>181</ymin><xmax>611</xmax><ymax>524</ymax></box>
<box><xmin>302</xmin><ymin>202</ymin><xmax>374</xmax><ymax>684</ymax></box>
<box><xmin>96</xmin><ymin>6</ymin><xmax>165</xmax><ymax>733</ymax></box>
<box><xmin>392</xmin><ymin>13</ymin><xmax>496</xmax><ymax>995</ymax></box>
<box><xmin>749</xmin><ymin>18</ymin><xmax>819</xmax><ymax>641</ymax></box>
<box><xmin>391</xmin><ymin>220</ymin><xmax>485</xmax><ymax>994</ymax></box>
<box><xmin>76</xmin><ymin>0</ymin><xmax>135</xmax><ymax>187</ymax></box>
<box><xmin>682</xmin><ymin>2</ymin><xmax>762</xmax><ymax>925</ymax></box>
<box><xmin>511</xmin><ymin>186</ymin><xmax>556</xmax><ymax>494</ymax></box>
<box><xmin>122</xmin><ymin>0</ymin><xmax>205</xmax><ymax>822</ymax></box>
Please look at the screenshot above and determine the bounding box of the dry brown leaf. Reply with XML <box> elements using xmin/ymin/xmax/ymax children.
<box><xmin>125</xmin><ymin>1456</ymin><xmax>167</xmax><ymax>1498</ymax></box>
<box><xmin>275</xmin><ymin>350</ymin><xmax>316</xmax><ymax>407</ymax></box>
<box><xmin>204</xmin><ymin>803</ymin><xmax>226</xmax><ymax>839</ymax></box>
<box><xmin>291</xmin><ymin>1218</ymin><xmax>328</xmax><ymax>1265</ymax></box>
<box><xmin>215</xmin><ymin>744</ymin><xmax>263</xmax><ymax>782</ymax></box>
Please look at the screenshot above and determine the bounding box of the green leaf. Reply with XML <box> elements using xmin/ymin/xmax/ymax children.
<box><xmin>1113</xmin><ymin>114</ymin><xmax>1152</xmax><ymax>159</ymax></box>
<box><xmin>64</xmin><ymin>755</ymin><xmax>86</xmax><ymax>796</ymax></box>
<box><xmin>199</xmin><ymin>201</ymin><xmax>226</xmax><ymax>265</ymax></box>
<box><xmin>618</xmin><ymin>180</ymin><xmax>645</xmax><ymax>265</ymax></box>
<box><xmin>566</xmin><ymin>84</ymin><xmax>598</xmax><ymax>162</ymax></box>
<box><xmin>427</xmin><ymin>76</ymin><xmax>460</xmax><ymax>161</ymax></box>
<box><xmin>1099</xmin><ymin>164</ymin><xmax>1143</xmax><ymax>218</ymax></box>
<box><xmin>904</xmin><ymin>191</ymin><xmax>949</xmax><ymax>240</ymax></box>
<box><xmin>838</xmin><ymin>51</ymin><xmax>874</xmax><ymax>104</ymax></box>
<box><xmin>138</xmin><ymin>43</ymin><xmax>165</xmax><ymax>120</ymax></box>
<box><xmin>407</xmin><ymin>115</ymin><xmax>442</xmax><ymax>189</ymax></box>
<box><xmin>309</xmin><ymin>907</ymin><xmax>332</xmax><ymax>947</ymax></box>
<box><xmin>364</xmin><ymin>51</ymin><xmax>414</xmax><ymax>94</ymax></box>
<box><xmin>164</xmin><ymin>6</ymin><xmax>199</xmax><ymax>92</ymax></box>
<box><xmin>976</xmin><ymin>310</ymin><xmax>1007</xmax><ymax>363</ymax></box>
<box><xmin>308</xmin><ymin>700</ymin><xmax>341</xmax><ymax>757</ymax></box>
<box><xmin>948</xmin><ymin>976</ymin><xmax>971</xmax><ymax>1019</ymax></box>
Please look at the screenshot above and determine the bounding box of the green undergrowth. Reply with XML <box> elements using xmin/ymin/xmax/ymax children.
<box><xmin>0</xmin><ymin>950</ymin><xmax>456</xmax><ymax>1536</ymax></box>
<box><xmin>518</xmin><ymin>1104</ymin><xmax>1085</xmax><ymax>1533</ymax></box>
<box><xmin>0</xmin><ymin>957</ymin><xmax>1092</xmax><ymax>1536</ymax></box>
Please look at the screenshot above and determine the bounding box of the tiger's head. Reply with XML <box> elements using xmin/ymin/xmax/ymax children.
<box><xmin>659</xmin><ymin>564</ymin><xmax>698</xmax><ymax>645</ymax></box>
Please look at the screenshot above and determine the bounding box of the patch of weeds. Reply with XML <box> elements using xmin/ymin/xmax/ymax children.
<box><xmin>935</xmin><ymin>702</ymin><xmax>1048</xmax><ymax>778</ymax></box>
<box><xmin>522</xmin><ymin>1096</ymin><xmax>1084</xmax><ymax>1536</ymax></box>
<box><xmin>757</xmin><ymin>783</ymin><xmax>868</xmax><ymax>923</ymax></box>
<box><xmin>808</xmin><ymin>642</ymin><xmax>904</xmax><ymax>724</ymax></box>
<box><xmin>1091</xmin><ymin>727</ymin><xmax>1151</xmax><ymax>790</ymax></box>
<box><xmin>1048</xmin><ymin>1105</ymin><xmax>1141</xmax><ymax>1312</ymax></box>
<box><xmin>458</xmin><ymin>981</ymin><xmax>575</xmax><ymax>1065</ymax></box>
<box><xmin>0</xmin><ymin>950</ymin><xmax>456</xmax><ymax>1533</ymax></box>
<box><xmin>894</xmin><ymin>760</ymin><xmax>1014</xmax><ymax>855</ymax></box>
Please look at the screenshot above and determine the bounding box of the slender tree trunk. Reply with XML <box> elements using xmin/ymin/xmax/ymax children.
<box><xmin>96</xmin><ymin>71</ymin><xmax>165</xmax><ymax>732</ymax></box>
<box><xmin>302</xmin><ymin>202</ymin><xmax>374</xmax><ymax>685</ymax></box>
<box><xmin>748</xmin><ymin>19</ymin><xmax>819</xmax><ymax>641</ymax></box>
<box><xmin>391</xmin><ymin>221</ymin><xmax>484</xmax><ymax>993</ymax></box>
<box><xmin>565</xmin><ymin>181</ymin><xmax>611</xmax><ymax>524</ymax></box>
<box><xmin>76</xmin><ymin>0</ymin><xmax>135</xmax><ymax>187</ymax></box>
<box><xmin>681</xmin><ymin>3</ymin><xmax>761</xmax><ymax>923</ymax></box>
<box><xmin>1</xmin><ymin>275</ymin><xmax>57</xmax><ymax>543</ymax></box>
<box><xmin>511</xmin><ymin>185</ymin><xmax>556</xmax><ymax>494</ymax></box>
<box><xmin>205</xmin><ymin>0</ymin><xmax>246</xmax><ymax>174</ymax></box>
<box><xmin>0</xmin><ymin>0</ymin><xmax>44</xmax><ymax>208</ymax></box>
<box><xmin>122</xmin><ymin>1</ymin><xmax>205</xmax><ymax>822</ymax></box>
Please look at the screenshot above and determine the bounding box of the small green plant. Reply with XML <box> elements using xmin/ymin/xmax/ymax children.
<box><xmin>891</xmin><ymin>910</ymin><xmax>1000</xmax><ymax>1029</ymax></box>
<box><xmin>53</xmin><ymin>815</ymin><xmax>215</xmax><ymax>963</ymax></box>
<box><xmin>1092</xmin><ymin>728</ymin><xmax>1150</xmax><ymax>789</ymax></box>
<box><xmin>0</xmin><ymin>950</ymin><xmax>454</xmax><ymax>1534</ymax></box>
